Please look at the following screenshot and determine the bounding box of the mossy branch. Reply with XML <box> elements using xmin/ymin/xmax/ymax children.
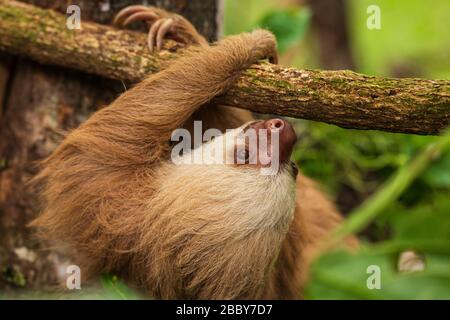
<box><xmin>0</xmin><ymin>0</ymin><xmax>449</xmax><ymax>135</ymax></box>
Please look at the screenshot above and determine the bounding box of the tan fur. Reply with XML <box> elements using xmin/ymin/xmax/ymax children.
<box><xmin>31</xmin><ymin>28</ymin><xmax>352</xmax><ymax>299</ymax></box>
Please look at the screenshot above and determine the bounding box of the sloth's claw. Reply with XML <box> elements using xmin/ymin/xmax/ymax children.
<box><xmin>114</xmin><ymin>5</ymin><xmax>207</xmax><ymax>53</ymax></box>
<box><xmin>122</xmin><ymin>11</ymin><xmax>159</xmax><ymax>27</ymax></box>
<box><xmin>156</xmin><ymin>18</ymin><xmax>174</xmax><ymax>51</ymax></box>
<box><xmin>113</xmin><ymin>5</ymin><xmax>153</xmax><ymax>26</ymax></box>
<box><xmin>148</xmin><ymin>19</ymin><xmax>164</xmax><ymax>52</ymax></box>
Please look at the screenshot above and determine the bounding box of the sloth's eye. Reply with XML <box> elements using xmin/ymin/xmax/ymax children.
<box><xmin>236</xmin><ymin>148</ymin><xmax>250</xmax><ymax>163</ymax></box>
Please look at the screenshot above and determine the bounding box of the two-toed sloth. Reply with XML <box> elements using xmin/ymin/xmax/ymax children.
<box><xmin>32</xmin><ymin>6</ymin><xmax>354</xmax><ymax>299</ymax></box>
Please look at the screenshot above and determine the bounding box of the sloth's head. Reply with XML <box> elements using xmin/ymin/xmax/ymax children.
<box><xmin>165</xmin><ymin>118</ymin><xmax>298</xmax><ymax>229</ymax></box>
<box><xmin>159</xmin><ymin>118</ymin><xmax>298</xmax><ymax>233</ymax></box>
<box><xmin>174</xmin><ymin>118</ymin><xmax>298</xmax><ymax>177</ymax></box>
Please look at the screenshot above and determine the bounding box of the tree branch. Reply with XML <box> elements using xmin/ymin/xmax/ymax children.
<box><xmin>0</xmin><ymin>0</ymin><xmax>449</xmax><ymax>135</ymax></box>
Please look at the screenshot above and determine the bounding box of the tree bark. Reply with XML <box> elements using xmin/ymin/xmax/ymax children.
<box><xmin>0</xmin><ymin>0</ymin><xmax>448</xmax><ymax>135</ymax></box>
<box><xmin>0</xmin><ymin>0</ymin><xmax>220</xmax><ymax>292</ymax></box>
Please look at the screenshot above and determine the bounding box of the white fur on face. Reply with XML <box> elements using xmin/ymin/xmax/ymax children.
<box><xmin>165</xmin><ymin>163</ymin><xmax>296</xmax><ymax>233</ymax></box>
<box><xmin>172</xmin><ymin>122</ymin><xmax>281</xmax><ymax>175</ymax></box>
<box><xmin>172</xmin><ymin>125</ymin><xmax>248</xmax><ymax>166</ymax></box>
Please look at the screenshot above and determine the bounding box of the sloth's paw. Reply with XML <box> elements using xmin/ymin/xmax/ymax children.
<box><xmin>114</xmin><ymin>5</ymin><xmax>207</xmax><ymax>53</ymax></box>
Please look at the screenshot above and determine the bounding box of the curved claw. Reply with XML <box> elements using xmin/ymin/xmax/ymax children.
<box><xmin>113</xmin><ymin>5</ymin><xmax>154</xmax><ymax>26</ymax></box>
<box><xmin>115</xmin><ymin>5</ymin><xmax>204</xmax><ymax>53</ymax></box>
<box><xmin>148</xmin><ymin>19</ymin><xmax>165</xmax><ymax>52</ymax></box>
<box><xmin>156</xmin><ymin>18</ymin><xmax>174</xmax><ymax>51</ymax></box>
<box><xmin>123</xmin><ymin>11</ymin><xmax>159</xmax><ymax>27</ymax></box>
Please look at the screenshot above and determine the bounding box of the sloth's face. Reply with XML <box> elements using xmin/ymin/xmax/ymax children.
<box><xmin>163</xmin><ymin>119</ymin><xmax>298</xmax><ymax>231</ymax></box>
<box><xmin>236</xmin><ymin>119</ymin><xmax>297</xmax><ymax>165</ymax></box>
<box><xmin>178</xmin><ymin>118</ymin><xmax>298</xmax><ymax>177</ymax></box>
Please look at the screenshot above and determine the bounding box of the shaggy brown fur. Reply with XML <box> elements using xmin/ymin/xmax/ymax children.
<box><xmin>31</xmin><ymin>10</ymin><xmax>352</xmax><ymax>299</ymax></box>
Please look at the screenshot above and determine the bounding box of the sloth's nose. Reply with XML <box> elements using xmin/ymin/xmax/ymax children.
<box><xmin>264</xmin><ymin>118</ymin><xmax>285</xmax><ymax>131</ymax></box>
<box><xmin>263</xmin><ymin>118</ymin><xmax>297</xmax><ymax>163</ymax></box>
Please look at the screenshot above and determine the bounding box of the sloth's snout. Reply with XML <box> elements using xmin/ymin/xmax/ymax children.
<box><xmin>263</xmin><ymin>119</ymin><xmax>297</xmax><ymax>162</ymax></box>
<box><xmin>264</xmin><ymin>118</ymin><xmax>285</xmax><ymax>130</ymax></box>
<box><xmin>247</xmin><ymin>118</ymin><xmax>297</xmax><ymax>163</ymax></box>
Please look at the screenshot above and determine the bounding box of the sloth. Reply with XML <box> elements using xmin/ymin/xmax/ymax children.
<box><xmin>31</xmin><ymin>6</ymin><xmax>353</xmax><ymax>299</ymax></box>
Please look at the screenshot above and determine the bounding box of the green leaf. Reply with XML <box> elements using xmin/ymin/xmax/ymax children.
<box><xmin>422</xmin><ymin>151</ymin><xmax>450</xmax><ymax>187</ymax></box>
<box><xmin>307</xmin><ymin>247</ymin><xmax>450</xmax><ymax>299</ymax></box>
<box><xmin>307</xmin><ymin>130</ymin><xmax>450</xmax><ymax>299</ymax></box>
<box><xmin>258</xmin><ymin>7</ymin><xmax>311</xmax><ymax>53</ymax></box>
<box><xmin>99</xmin><ymin>274</ymin><xmax>141</xmax><ymax>300</ymax></box>
<box><xmin>392</xmin><ymin>197</ymin><xmax>450</xmax><ymax>244</ymax></box>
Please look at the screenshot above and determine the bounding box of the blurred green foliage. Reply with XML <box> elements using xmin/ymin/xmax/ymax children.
<box><xmin>1</xmin><ymin>274</ymin><xmax>142</xmax><ymax>300</ymax></box>
<box><xmin>307</xmin><ymin>195</ymin><xmax>450</xmax><ymax>299</ymax></box>
<box><xmin>349</xmin><ymin>0</ymin><xmax>450</xmax><ymax>78</ymax></box>
<box><xmin>98</xmin><ymin>274</ymin><xmax>141</xmax><ymax>300</ymax></box>
<box><xmin>258</xmin><ymin>8</ymin><xmax>311</xmax><ymax>53</ymax></box>
<box><xmin>305</xmin><ymin>130</ymin><xmax>450</xmax><ymax>299</ymax></box>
